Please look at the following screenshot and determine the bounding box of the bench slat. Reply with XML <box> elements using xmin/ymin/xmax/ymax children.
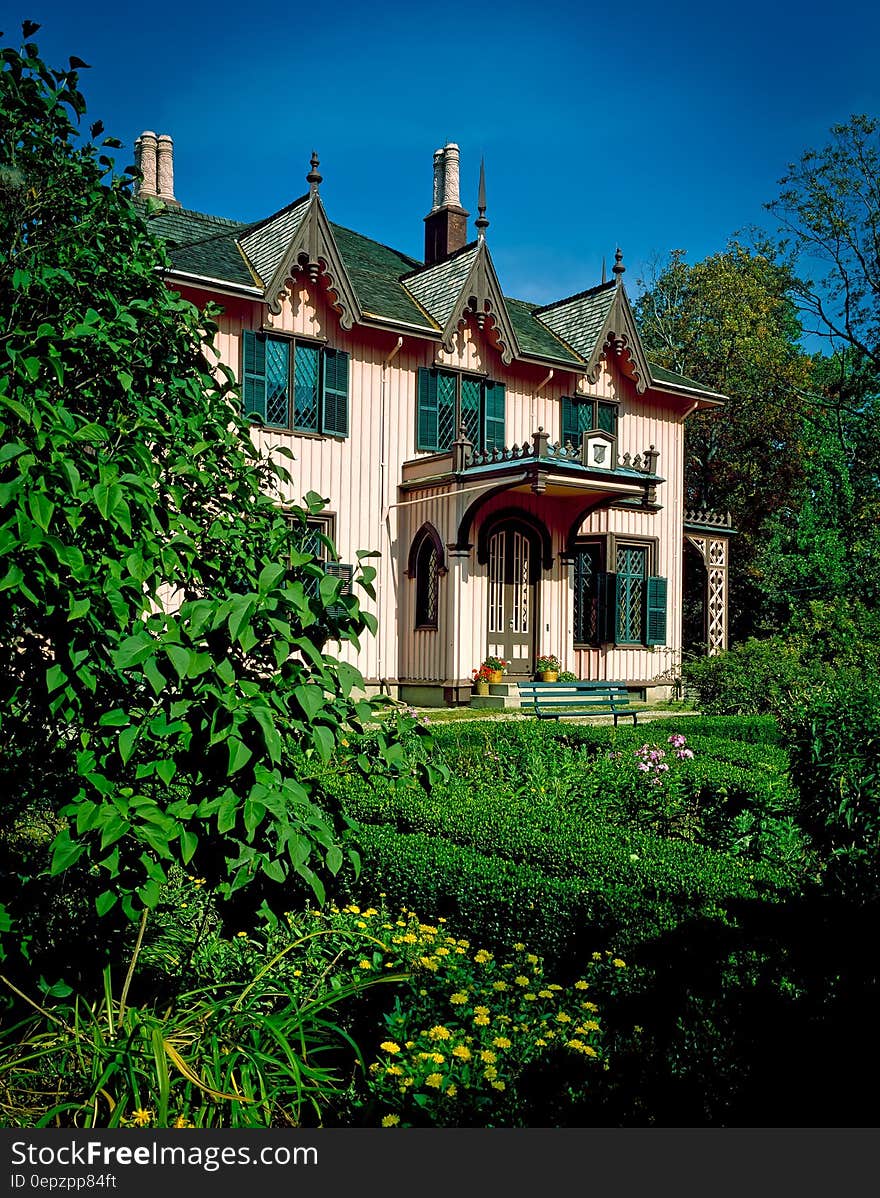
<box><xmin>517</xmin><ymin>680</ymin><xmax>638</xmax><ymax>726</ymax></box>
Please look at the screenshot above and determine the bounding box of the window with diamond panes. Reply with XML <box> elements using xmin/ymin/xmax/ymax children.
<box><xmin>241</xmin><ymin>331</ymin><xmax>348</xmax><ymax>435</ymax></box>
<box><xmin>561</xmin><ymin>398</ymin><xmax>618</xmax><ymax>450</ymax></box>
<box><xmin>414</xmin><ymin>534</ymin><xmax>439</xmax><ymax>629</ymax></box>
<box><xmin>572</xmin><ymin>544</ymin><xmax>601</xmax><ymax>645</ymax></box>
<box><xmin>417</xmin><ymin>368</ymin><xmax>506</xmax><ymax>453</ymax></box>
<box><xmin>616</xmin><ymin>545</ymin><xmax>647</xmax><ymax>643</ymax></box>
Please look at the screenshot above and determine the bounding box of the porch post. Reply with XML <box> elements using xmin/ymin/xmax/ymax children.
<box><xmin>445</xmin><ymin>546</ymin><xmax>472</xmax><ymax>701</ymax></box>
<box><xmin>558</xmin><ymin>550</ymin><xmax>576</xmax><ymax>673</ymax></box>
<box><xmin>684</xmin><ymin>532</ymin><xmax>730</xmax><ymax>655</ymax></box>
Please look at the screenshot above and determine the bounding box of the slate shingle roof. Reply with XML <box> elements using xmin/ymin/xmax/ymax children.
<box><xmin>146</xmin><ymin>206</ymin><xmax>258</xmax><ymax>289</ymax></box>
<box><xmin>535</xmin><ymin>283</ymin><xmax>617</xmax><ymax>360</ymax></box>
<box><xmin>148</xmin><ymin>200</ymin><xmax>722</xmax><ymax>397</ymax></box>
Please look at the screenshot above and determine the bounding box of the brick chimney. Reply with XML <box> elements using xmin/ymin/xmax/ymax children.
<box><xmin>134</xmin><ymin>130</ymin><xmax>180</xmax><ymax>207</ymax></box>
<box><xmin>424</xmin><ymin>142</ymin><xmax>469</xmax><ymax>266</ymax></box>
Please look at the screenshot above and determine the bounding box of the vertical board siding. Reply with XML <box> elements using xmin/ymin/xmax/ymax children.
<box><xmin>209</xmin><ymin>292</ymin><xmax>689</xmax><ymax>695</ymax></box>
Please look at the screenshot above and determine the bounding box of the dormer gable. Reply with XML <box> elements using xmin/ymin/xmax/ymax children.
<box><xmin>238</xmin><ymin>191</ymin><xmax>362</xmax><ymax>328</ymax></box>
<box><xmin>536</xmin><ymin>280</ymin><xmax>652</xmax><ymax>395</ymax></box>
<box><xmin>402</xmin><ymin>239</ymin><xmax>520</xmax><ymax>365</ymax></box>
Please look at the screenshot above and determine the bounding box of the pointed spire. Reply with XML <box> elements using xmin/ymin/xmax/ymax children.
<box><xmin>612</xmin><ymin>246</ymin><xmax>625</xmax><ymax>285</ymax></box>
<box><xmin>601</xmin><ymin>257</ymin><xmax>607</xmax><ymax>284</ymax></box>
<box><xmin>306</xmin><ymin>150</ymin><xmax>322</xmax><ymax>196</ymax></box>
<box><xmin>475</xmin><ymin>157</ymin><xmax>489</xmax><ymax>241</ymax></box>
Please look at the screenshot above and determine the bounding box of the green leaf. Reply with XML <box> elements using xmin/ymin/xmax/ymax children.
<box><xmin>156</xmin><ymin>758</ymin><xmax>176</xmax><ymax>786</ymax></box>
<box><xmin>118</xmin><ymin>724</ymin><xmax>138</xmax><ymax>765</ymax></box>
<box><xmin>49</xmin><ymin>828</ymin><xmax>85</xmax><ymax>875</ymax></box>
<box><xmin>113</xmin><ymin>633</ymin><xmax>155</xmax><ymax>669</ymax></box>
<box><xmin>227</xmin><ymin>737</ymin><xmax>252</xmax><ymax>776</ymax></box>
<box><xmin>294</xmin><ymin>684</ymin><xmax>324</xmax><ymax>722</ymax></box>
<box><xmin>165</xmin><ymin>643</ymin><xmax>191</xmax><ymax>680</ymax></box>
<box><xmin>95</xmin><ymin>891</ymin><xmax>117</xmax><ymax>916</ymax></box>
<box><xmin>180</xmin><ymin>827</ymin><xmax>197</xmax><ymax>864</ymax></box>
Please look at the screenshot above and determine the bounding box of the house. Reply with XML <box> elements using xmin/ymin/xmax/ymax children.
<box><xmin>136</xmin><ymin>132</ymin><xmax>732</xmax><ymax>705</ymax></box>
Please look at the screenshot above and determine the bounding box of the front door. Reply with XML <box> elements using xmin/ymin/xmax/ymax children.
<box><xmin>487</xmin><ymin>523</ymin><xmax>537</xmax><ymax>676</ymax></box>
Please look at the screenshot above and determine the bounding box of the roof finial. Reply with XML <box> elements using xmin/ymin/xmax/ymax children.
<box><xmin>612</xmin><ymin>246</ymin><xmax>625</xmax><ymax>285</ymax></box>
<box><xmin>475</xmin><ymin>157</ymin><xmax>489</xmax><ymax>241</ymax></box>
<box><xmin>307</xmin><ymin>150</ymin><xmax>322</xmax><ymax>195</ymax></box>
<box><xmin>601</xmin><ymin>256</ymin><xmax>607</xmax><ymax>284</ymax></box>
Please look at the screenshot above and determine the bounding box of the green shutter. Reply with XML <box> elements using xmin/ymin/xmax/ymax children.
<box><xmin>561</xmin><ymin>397</ymin><xmax>578</xmax><ymax>449</ymax></box>
<box><xmin>417</xmin><ymin>368</ymin><xmax>439</xmax><ymax>451</ymax></box>
<box><xmin>325</xmin><ymin>561</ymin><xmax>354</xmax><ymax>619</ymax></box>
<box><xmin>596</xmin><ymin>571</ymin><xmax>618</xmax><ymax>644</ymax></box>
<box><xmin>242</xmin><ymin>331</ymin><xmax>266</xmax><ymax>421</ymax></box>
<box><xmin>483</xmin><ymin>381</ymin><xmax>506</xmax><ymax>453</ymax></box>
<box><xmin>645</xmin><ymin>576</ymin><xmax>667</xmax><ymax>646</ymax></box>
<box><xmin>321</xmin><ymin>347</ymin><xmax>349</xmax><ymax>436</ymax></box>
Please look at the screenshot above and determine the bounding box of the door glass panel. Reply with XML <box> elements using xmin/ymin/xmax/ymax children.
<box><xmin>488</xmin><ymin>530</ymin><xmax>504</xmax><ymax>634</ymax></box>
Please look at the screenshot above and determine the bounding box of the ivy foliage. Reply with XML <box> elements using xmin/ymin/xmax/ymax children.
<box><xmin>0</xmin><ymin>24</ymin><xmax>402</xmax><ymax>938</ymax></box>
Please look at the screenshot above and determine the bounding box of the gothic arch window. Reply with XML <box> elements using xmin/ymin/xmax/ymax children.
<box><xmin>408</xmin><ymin>524</ymin><xmax>445</xmax><ymax>630</ymax></box>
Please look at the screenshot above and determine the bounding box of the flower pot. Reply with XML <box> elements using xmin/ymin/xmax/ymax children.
<box><xmin>488</xmin><ymin>670</ymin><xmax>504</xmax><ymax>684</ymax></box>
<box><xmin>539</xmin><ymin>670</ymin><xmax>559</xmax><ymax>682</ymax></box>
<box><xmin>474</xmin><ymin>681</ymin><xmax>489</xmax><ymax>696</ymax></box>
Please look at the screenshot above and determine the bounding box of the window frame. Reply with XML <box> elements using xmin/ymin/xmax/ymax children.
<box><xmin>242</xmin><ymin>330</ymin><xmax>349</xmax><ymax>438</ymax></box>
<box><xmin>561</xmin><ymin>396</ymin><xmax>619</xmax><ymax>451</ymax></box>
<box><xmin>417</xmin><ymin>367</ymin><xmax>505</xmax><ymax>454</ymax></box>
<box><xmin>408</xmin><ymin>523</ymin><xmax>445</xmax><ymax>632</ymax></box>
<box><xmin>571</xmin><ymin>535</ymin><xmax>665</xmax><ymax>648</ymax></box>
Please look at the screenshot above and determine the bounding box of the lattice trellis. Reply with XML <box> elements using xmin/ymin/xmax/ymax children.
<box><xmin>685</xmin><ymin>534</ymin><xmax>729</xmax><ymax>654</ymax></box>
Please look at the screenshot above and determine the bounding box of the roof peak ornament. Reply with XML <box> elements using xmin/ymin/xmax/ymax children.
<box><xmin>307</xmin><ymin>151</ymin><xmax>322</xmax><ymax>196</ymax></box>
<box><xmin>475</xmin><ymin>158</ymin><xmax>489</xmax><ymax>241</ymax></box>
<box><xmin>612</xmin><ymin>246</ymin><xmax>625</xmax><ymax>285</ymax></box>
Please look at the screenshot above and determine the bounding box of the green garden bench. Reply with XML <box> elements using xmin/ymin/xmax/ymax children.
<box><xmin>517</xmin><ymin>680</ymin><xmax>639</xmax><ymax>726</ymax></box>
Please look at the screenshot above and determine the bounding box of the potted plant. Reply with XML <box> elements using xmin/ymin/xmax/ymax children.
<box><xmin>535</xmin><ymin>653</ymin><xmax>561</xmax><ymax>682</ymax></box>
<box><xmin>472</xmin><ymin>664</ymin><xmax>492</xmax><ymax>696</ymax></box>
<box><xmin>482</xmin><ymin>656</ymin><xmax>508</xmax><ymax>684</ymax></box>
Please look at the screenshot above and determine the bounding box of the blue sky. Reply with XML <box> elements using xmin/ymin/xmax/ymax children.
<box><xmin>11</xmin><ymin>0</ymin><xmax>880</xmax><ymax>305</ymax></box>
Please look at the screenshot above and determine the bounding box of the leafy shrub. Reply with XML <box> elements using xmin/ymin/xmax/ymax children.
<box><xmin>780</xmin><ymin>667</ymin><xmax>880</xmax><ymax>894</ymax></box>
<box><xmin>681</xmin><ymin>638</ymin><xmax>811</xmax><ymax>715</ymax></box>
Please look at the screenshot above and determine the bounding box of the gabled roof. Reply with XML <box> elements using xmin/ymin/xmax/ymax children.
<box><xmin>147</xmin><ymin>191</ymin><xmax>724</xmax><ymax>402</ymax></box>
<box><xmin>238</xmin><ymin>197</ymin><xmax>310</xmax><ymax>286</ymax></box>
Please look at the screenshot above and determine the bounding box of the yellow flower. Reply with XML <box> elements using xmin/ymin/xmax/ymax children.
<box><xmin>452</xmin><ymin>1045</ymin><xmax>472</xmax><ymax>1061</ymax></box>
<box><xmin>474</xmin><ymin>1005</ymin><xmax>490</xmax><ymax>1017</ymax></box>
<box><xmin>419</xmin><ymin>957</ymin><xmax>439</xmax><ymax>971</ymax></box>
<box><xmin>491</xmin><ymin>1080</ymin><xmax>506</xmax><ymax>1091</ymax></box>
<box><xmin>556</xmin><ymin>1012</ymin><xmax>572</xmax><ymax>1023</ymax></box>
<box><xmin>172</xmin><ymin>1115</ymin><xmax>191</xmax><ymax>1128</ymax></box>
<box><xmin>567</xmin><ymin>1038</ymin><xmax>586</xmax><ymax>1051</ymax></box>
<box><xmin>431</xmin><ymin>1053</ymin><xmax>445</xmax><ymax>1064</ymax></box>
<box><xmin>513</xmin><ymin>942</ymin><xmax>525</xmax><ymax>951</ymax></box>
<box><xmin>381</xmin><ymin>1114</ymin><xmax>400</xmax><ymax>1127</ymax></box>
<box><xmin>548</xmin><ymin>983</ymin><xmax>563</xmax><ymax>992</ymax></box>
<box><xmin>514</xmin><ymin>975</ymin><xmax>530</xmax><ymax>987</ymax></box>
<box><xmin>578</xmin><ymin>1021</ymin><xmax>600</xmax><ymax>1033</ymax></box>
<box><xmin>592</xmin><ymin>951</ymin><xmax>602</xmax><ymax>961</ymax></box>
<box><xmin>524</xmin><ymin>993</ymin><xmax>537</xmax><ymax>1002</ymax></box>
<box><xmin>425</xmin><ymin>1073</ymin><xmax>444</xmax><ymax>1089</ymax></box>
<box><xmin>535</xmin><ymin>1038</ymin><xmax>547</xmax><ymax>1047</ymax></box>
<box><xmin>474</xmin><ymin>1015</ymin><xmax>490</xmax><ymax>1026</ymax></box>
<box><xmin>435</xmin><ymin>946</ymin><xmax>451</xmax><ymax>956</ymax></box>
<box><xmin>345</xmin><ymin>905</ymin><xmax>361</xmax><ymax>915</ymax></box>
<box><xmin>364</xmin><ymin>908</ymin><xmax>378</xmax><ymax>917</ymax></box>
<box><xmin>484</xmin><ymin>1065</ymin><xmax>498</xmax><ymax>1080</ymax></box>
<box><xmin>386</xmin><ymin>1065</ymin><xmax>403</xmax><ymax>1077</ymax></box>
<box><xmin>450</xmin><ymin>992</ymin><xmax>468</xmax><ymax>1005</ymax></box>
<box><xmin>358</xmin><ymin>959</ymin><xmax>372</xmax><ymax>970</ymax></box>
<box><xmin>474</xmin><ymin>949</ymin><xmax>493</xmax><ymax>964</ymax></box>
<box><xmin>538</xmin><ymin>989</ymin><xmax>553</xmax><ymax>999</ymax></box>
<box><xmin>130</xmin><ymin>1108</ymin><xmax>153</xmax><ymax>1127</ymax></box>
<box><xmin>574</xmin><ymin>980</ymin><xmax>589</xmax><ymax>990</ymax></box>
<box><xmin>526</xmin><ymin>954</ymin><xmax>539</xmax><ymax>965</ymax></box>
<box><xmin>492</xmin><ymin>1036</ymin><xmax>512</xmax><ymax>1049</ymax></box>
<box><xmin>380</xmin><ymin>1041</ymin><xmax>401</xmax><ymax>1054</ymax></box>
<box><xmin>492</xmin><ymin>980</ymin><xmax>509</xmax><ymax>991</ymax></box>
<box><xmin>235</xmin><ymin>931</ymin><xmax>248</xmax><ymax>939</ymax></box>
<box><xmin>428</xmin><ymin>1025</ymin><xmax>451</xmax><ymax>1041</ymax></box>
<box><xmin>612</xmin><ymin>958</ymin><xmax>626</xmax><ymax>969</ymax></box>
<box><xmin>402</xmin><ymin>933</ymin><xmax>418</xmax><ymax>944</ymax></box>
<box><xmin>446</xmin><ymin>1083</ymin><xmax>457</xmax><ymax>1097</ymax></box>
<box><xmin>581</xmin><ymin>1001</ymin><xmax>599</xmax><ymax>1012</ymax></box>
<box><xmin>457</xmin><ymin>940</ymin><xmax>470</xmax><ymax>949</ymax></box>
<box><xmin>480</xmin><ymin>1050</ymin><xmax>497</xmax><ymax>1064</ymax></box>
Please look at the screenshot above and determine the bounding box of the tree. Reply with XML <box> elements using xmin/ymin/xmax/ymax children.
<box><xmin>767</xmin><ymin>114</ymin><xmax>880</xmax><ymax>368</ymax></box>
<box><xmin>0</xmin><ymin>25</ymin><xmax>410</xmax><ymax>967</ymax></box>
<box><xmin>635</xmin><ymin>243</ymin><xmax>814</xmax><ymax>637</ymax></box>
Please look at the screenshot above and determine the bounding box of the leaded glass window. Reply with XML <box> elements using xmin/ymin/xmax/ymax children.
<box><xmin>416</xmin><ymin>369</ymin><xmax>506</xmax><ymax>453</ymax></box>
<box><xmin>241</xmin><ymin>331</ymin><xmax>348</xmax><ymax>436</ymax></box>
<box><xmin>616</xmin><ymin>545</ymin><xmax>647</xmax><ymax>643</ymax></box>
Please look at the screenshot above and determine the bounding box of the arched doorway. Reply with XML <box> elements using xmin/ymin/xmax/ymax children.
<box><xmin>485</xmin><ymin>519</ymin><xmax>541</xmax><ymax>676</ymax></box>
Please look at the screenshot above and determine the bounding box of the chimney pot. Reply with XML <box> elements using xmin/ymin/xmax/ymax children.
<box><xmin>156</xmin><ymin>134</ymin><xmax>176</xmax><ymax>204</ymax></box>
<box><xmin>136</xmin><ymin>130</ymin><xmax>158</xmax><ymax>198</ymax></box>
